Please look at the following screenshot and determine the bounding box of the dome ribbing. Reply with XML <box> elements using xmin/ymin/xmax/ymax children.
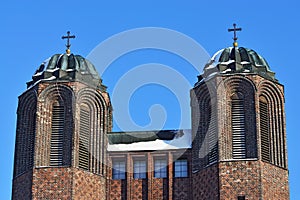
<box><xmin>197</xmin><ymin>47</ymin><xmax>277</xmax><ymax>84</ymax></box>
<box><xmin>27</xmin><ymin>53</ymin><xmax>105</xmax><ymax>90</ymax></box>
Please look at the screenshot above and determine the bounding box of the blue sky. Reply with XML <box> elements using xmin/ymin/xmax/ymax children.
<box><xmin>1</xmin><ymin>0</ymin><xmax>299</xmax><ymax>199</ymax></box>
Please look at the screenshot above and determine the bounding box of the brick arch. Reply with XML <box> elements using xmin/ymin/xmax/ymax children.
<box><xmin>258</xmin><ymin>81</ymin><xmax>286</xmax><ymax>168</ymax></box>
<box><xmin>35</xmin><ymin>84</ymin><xmax>74</xmax><ymax>167</ymax></box>
<box><xmin>76</xmin><ymin>88</ymin><xmax>109</xmax><ymax>175</ymax></box>
<box><xmin>191</xmin><ymin>81</ymin><xmax>218</xmax><ymax>171</ymax></box>
<box><xmin>218</xmin><ymin>76</ymin><xmax>257</xmax><ymax>160</ymax></box>
<box><xmin>14</xmin><ymin>89</ymin><xmax>37</xmax><ymax>177</ymax></box>
<box><xmin>258</xmin><ymin>81</ymin><xmax>284</xmax><ymax>109</ymax></box>
<box><xmin>217</xmin><ymin>75</ymin><xmax>257</xmax><ymax>93</ymax></box>
<box><xmin>38</xmin><ymin>84</ymin><xmax>75</xmax><ymax>103</ymax></box>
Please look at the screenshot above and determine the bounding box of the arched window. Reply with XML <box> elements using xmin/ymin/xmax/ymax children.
<box><xmin>77</xmin><ymin>88</ymin><xmax>108</xmax><ymax>175</ymax></box>
<box><xmin>259</xmin><ymin>96</ymin><xmax>271</xmax><ymax>162</ymax></box>
<box><xmin>259</xmin><ymin>87</ymin><xmax>286</xmax><ymax>168</ymax></box>
<box><xmin>78</xmin><ymin>105</ymin><xmax>90</xmax><ymax>170</ymax></box>
<box><xmin>208</xmin><ymin>100</ymin><xmax>218</xmax><ymax>164</ymax></box>
<box><xmin>50</xmin><ymin>101</ymin><xmax>65</xmax><ymax>166</ymax></box>
<box><xmin>231</xmin><ymin>92</ymin><xmax>246</xmax><ymax>159</ymax></box>
<box><xmin>14</xmin><ymin>92</ymin><xmax>36</xmax><ymax>177</ymax></box>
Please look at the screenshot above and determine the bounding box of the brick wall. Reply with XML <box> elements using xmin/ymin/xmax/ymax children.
<box><xmin>31</xmin><ymin>167</ymin><xmax>107</xmax><ymax>200</ymax></box>
<box><xmin>130</xmin><ymin>179</ymin><xmax>148</xmax><ymax>200</ymax></box>
<box><xmin>12</xmin><ymin>80</ymin><xmax>111</xmax><ymax>199</ymax></box>
<box><xmin>12</xmin><ymin>171</ymin><xmax>33</xmax><ymax>200</ymax></box>
<box><xmin>219</xmin><ymin>160</ymin><xmax>261</xmax><ymax>199</ymax></box>
<box><xmin>151</xmin><ymin>178</ymin><xmax>168</xmax><ymax>199</ymax></box>
<box><xmin>72</xmin><ymin>168</ymin><xmax>107</xmax><ymax>200</ymax></box>
<box><xmin>32</xmin><ymin>167</ymin><xmax>73</xmax><ymax>199</ymax></box>
<box><xmin>217</xmin><ymin>75</ymin><xmax>257</xmax><ymax>160</ymax></box>
<box><xmin>261</xmin><ymin>162</ymin><xmax>289</xmax><ymax>199</ymax></box>
<box><xmin>173</xmin><ymin>178</ymin><xmax>191</xmax><ymax>200</ymax></box>
<box><xmin>192</xmin><ymin>163</ymin><xmax>219</xmax><ymax>200</ymax></box>
<box><xmin>110</xmin><ymin>180</ymin><xmax>126</xmax><ymax>200</ymax></box>
<box><xmin>109</xmin><ymin>150</ymin><xmax>191</xmax><ymax>200</ymax></box>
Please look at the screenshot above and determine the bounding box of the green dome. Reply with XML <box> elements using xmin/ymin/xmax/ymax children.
<box><xmin>198</xmin><ymin>47</ymin><xmax>276</xmax><ymax>83</ymax></box>
<box><xmin>27</xmin><ymin>53</ymin><xmax>104</xmax><ymax>89</ymax></box>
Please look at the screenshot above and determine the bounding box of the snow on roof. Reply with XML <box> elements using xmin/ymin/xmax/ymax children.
<box><xmin>220</xmin><ymin>68</ymin><xmax>232</xmax><ymax>74</ymax></box>
<box><xmin>46</xmin><ymin>67</ymin><xmax>59</xmax><ymax>73</ymax></box>
<box><xmin>33</xmin><ymin>71</ymin><xmax>43</xmax><ymax>77</ymax></box>
<box><xmin>108</xmin><ymin>129</ymin><xmax>191</xmax><ymax>152</ymax></box>
<box><xmin>241</xmin><ymin>61</ymin><xmax>250</xmax><ymax>65</ymax></box>
<box><xmin>219</xmin><ymin>60</ymin><xmax>235</xmax><ymax>65</ymax></box>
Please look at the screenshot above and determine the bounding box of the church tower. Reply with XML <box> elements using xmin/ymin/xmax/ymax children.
<box><xmin>191</xmin><ymin>25</ymin><xmax>289</xmax><ymax>199</ymax></box>
<box><xmin>12</xmin><ymin>32</ymin><xmax>112</xmax><ymax>199</ymax></box>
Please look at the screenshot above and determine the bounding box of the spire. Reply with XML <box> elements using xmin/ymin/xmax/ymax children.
<box><xmin>62</xmin><ymin>31</ymin><xmax>76</xmax><ymax>54</ymax></box>
<box><xmin>228</xmin><ymin>23</ymin><xmax>242</xmax><ymax>47</ymax></box>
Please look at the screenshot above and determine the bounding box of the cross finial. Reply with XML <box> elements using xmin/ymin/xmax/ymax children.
<box><xmin>62</xmin><ymin>31</ymin><xmax>76</xmax><ymax>54</ymax></box>
<box><xmin>228</xmin><ymin>23</ymin><xmax>242</xmax><ymax>47</ymax></box>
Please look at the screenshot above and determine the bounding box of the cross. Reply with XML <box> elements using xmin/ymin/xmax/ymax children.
<box><xmin>62</xmin><ymin>31</ymin><xmax>76</xmax><ymax>51</ymax></box>
<box><xmin>228</xmin><ymin>23</ymin><xmax>242</xmax><ymax>47</ymax></box>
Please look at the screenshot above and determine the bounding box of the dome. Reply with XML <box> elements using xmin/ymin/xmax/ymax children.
<box><xmin>27</xmin><ymin>53</ymin><xmax>104</xmax><ymax>89</ymax></box>
<box><xmin>198</xmin><ymin>47</ymin><xmax>277</xmax><ymax>83</ymax></box>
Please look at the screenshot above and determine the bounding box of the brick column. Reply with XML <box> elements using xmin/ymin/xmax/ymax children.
<box><xmin>168</xmin><ymin>152</ymin><xmax>173</xmax><ymax>200</ymax></box>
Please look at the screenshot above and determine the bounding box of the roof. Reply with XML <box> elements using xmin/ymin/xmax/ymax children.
<box><xmin>26</xmin><ymin>53</ymin><xmax>106</xmax><ymax>90</ymax></box>
<box><xmin>196</xmin><ymin>47</ymin><xmax>277</xmax><ymax>85</ymax></box>
<box><xmin>107</xmin><ymin>129</ymin><xmax>191</xmax><ymax>152</ymax></box>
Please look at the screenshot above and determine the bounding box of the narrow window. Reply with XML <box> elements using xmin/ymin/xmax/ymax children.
<box><xmin>50</xmin><ymin>103</ymin><xmax>65</xmax><ymax>166</ymax></box>
<box><xmin>260</xmin><ymin>99</ymin><xmax>271</xmax><ymax>162</ymax></box>
<box><xmin>238</xmin><ymin>195</ymin><xmax>245</xmax><ymax>200</ymax></box>
<box><xmin>154</xmin><ymin>159</ymin><xmax>167</xmax><ymax>178</ymax></box>
<box><xmin>26</xmin><ymin>112</ymin><xmax>36</xmax><ymax>170</ymax></box>
<box><xmin>231</xmin><ymin>93</ymin><xmax>246</xmax><ymax>159</ymax></box>
<box><xmin>79</xmin><ymin>107</ymin><xmax>90</xmax><ymax>170</ymax></box>
<box><xmin>133</xmin><ymin>160</ymin><xmax>146</xmax><ymax>179</ymax></box>
<box><xmin>208</xmin><ymin>104</ymin><xmax>218</xmax><ymax>164</ymax></box>
<box><xmin>174</xmin><ymin>159</ymin><xmax>188</xmax><ymax>178</ymax></box>
<box><xmin>112</xmin><ymin>160</ymin><xmax>126</xmax><ymax>180</ymax></box>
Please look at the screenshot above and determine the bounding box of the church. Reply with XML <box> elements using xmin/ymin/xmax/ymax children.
<box><xmin>12</xmin><ymin>26</ymin><xmax>289</xmax><ymax>199</ymax></box>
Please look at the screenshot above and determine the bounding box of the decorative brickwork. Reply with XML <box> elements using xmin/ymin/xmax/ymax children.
<box><xmin>35</xmin><ymin>83</ymin><xmax>74</xmax><ymax>167</ymax></box>
<box><xmin>12</xmin><ymin>80</ymin><xmax>111</xmax><ymax>199</ymax></box>
<box><xmin>261</xmin><ymin>162</ymin><xmax>289</xmax><ymax>199</ymax></box>
<box><xmin>217</xmin><ymin>75</ymin><xmax>257</xmax><ymax>160</ymax></box>
<box><xmin>191</xmin><ymin>81</ymin><xmax>218</xmax><ymax>171</ymax></box>
<box><xmin>191</xmin><ymin>73</ymin><xmax>289</xmax><ymax>200</ymax></box>
<box><xmin>151</xmin><ymin>178</ymin><xmax>168</xmax><ymax>200</ymax></box>
<box><xmin>130</xmin><ymin>179</ymin><xmax>148</xmax><ymax>200</ymax></box>
<box><xmin>12</xmin><ymin>49</ymin><xmax>289</xmax><ymax>199</ymax></box>
<box><xmin>31</xmin><ymin>166</ymin><xmax>107</xmax><ymax>199</ymax></box>
<box><xmin>76</xmin><ymin>87</ymin><xmax>110</xmax><ymax>175</ymax></box>
<box><xmin>173</xmin><ymin>178</ymin><xmax>191</xmax><ymax>200</ymax></box>
<box><xmin>110</xmin><ymin>180</ymin><xmax>126</xmax><ymax>200</ymax></box>
<box><xmin>258</xmin><ymin>80</ymin><xmax>287</xmax><ymax>168</ymax></box>
<box><xmin>32</xmin><ymin>167</ymin><xmax>73</xmax><ymax>199</ymax></box>
<box><xmin>13</xmin><ymin>89</ymin><xmax>37</xmax><ymax>177</ymax></box>
<box><xmin>72</xmin><ymin>168</ymin><xmax>107</xmax><ymax>200</ymax></box>
<box><xmin>192</xmin><ymin>164</ymin><xmax>219</xmax><ymax>200</ymax></box>
<box><xmin>108</xmin><ymin>150</ymin><xmax>191</xmax><ymax>200</ymax></box>
<box><xmin>219</xmin><ymin>161</ymin><xmax>261</xmax><ymax>199</ymax></box>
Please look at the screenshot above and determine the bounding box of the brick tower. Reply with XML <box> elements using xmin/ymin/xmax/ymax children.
<box><xmin>12</xmin><ymin>36</ymin><xmax>112</xmax><ymax>199</ymax></box>
<box><xmin>12</xmin><ymin>29</ymin><xmax>290</xmax><ymax>200</ymax></box>
<box><xmin>191</xmin><ymin>42</ymin><xmax>289</xmax><ymax>198</ymax></box>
